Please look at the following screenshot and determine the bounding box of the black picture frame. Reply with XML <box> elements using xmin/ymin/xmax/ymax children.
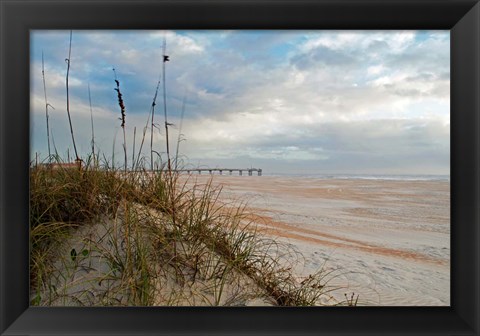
<box><xmin>1</xmin><ymin>0</ymin><xmax>478</xmax><ymax>335</ymax></box>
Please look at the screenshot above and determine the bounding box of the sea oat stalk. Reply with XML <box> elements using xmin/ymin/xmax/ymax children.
<box><xmin>113</xmin><ymin>68</ymin><xmax>127</xmax><ymax>172</ymax></box>
<box><xmin>41</xmin><ymin>51</ymin><xmax>53</xmax><ymax>159</ymax></box>
<box><xmin>150</xmin><ymin>76</ymin><xmax>161</xmax><ymax>171</ymax></box>
<box><xmin>162</xmin><ymin>35</ymin><xmax>172</xmax><ymax>173</ymax></box>
<box><xmin>65</xmin><ymin>31</ymin><xmax>80</xmax><ymax>162</ymax></box>
<box><xmin>88</xmin><ymin>83</ymin><xmax>95</xmax><ymax>165</ymax></box>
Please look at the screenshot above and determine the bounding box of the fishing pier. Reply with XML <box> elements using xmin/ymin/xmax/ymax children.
<box><xmin>176</xmin><ymin>168</ymin><xmax>262</xmax><ymax>176</ymax></box>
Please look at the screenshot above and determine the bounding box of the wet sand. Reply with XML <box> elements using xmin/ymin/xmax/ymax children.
<box><xmin>184</xmin><ymin>174</ymin><xmax>450</xmax><ymax>306</ymax></box>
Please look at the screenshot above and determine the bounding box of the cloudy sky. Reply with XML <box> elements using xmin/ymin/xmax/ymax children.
<box><xmin>30</xmin><ymin>30</ymin><xmax>449</xmax><ymax>175</ymax></box>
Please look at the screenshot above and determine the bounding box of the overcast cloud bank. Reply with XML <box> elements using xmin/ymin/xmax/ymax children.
<box><xmin>30</xmin><ymin>30</ymin><xmax>449</xmax><ymax>175</ymax></box>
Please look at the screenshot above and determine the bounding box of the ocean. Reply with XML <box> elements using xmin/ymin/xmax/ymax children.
<box><xmin>264</xmin><ymin>173</ymin><xmax>450</xmax><ymax>181</ymax></box>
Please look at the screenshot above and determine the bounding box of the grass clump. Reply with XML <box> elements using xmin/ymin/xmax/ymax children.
<box><xmin>30</xmin><ymin>157</ymin><xmax>350</xmax><ymax>306</ymax></box>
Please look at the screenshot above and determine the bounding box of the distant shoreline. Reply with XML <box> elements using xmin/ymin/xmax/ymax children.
<box><xmin>195</xmin><ymin>172</ymin><xmax>451</xmax><ymax>182</ymax></box>
<box><xmin>270</xmin><ymin>174</ymin><xmax>450</xmax><ymax>181</ymax></box>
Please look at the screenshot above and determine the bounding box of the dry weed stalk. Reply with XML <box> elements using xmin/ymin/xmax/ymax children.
<box><xmin>41</xmin><ymin>51</ymin><xmax>53</xmax><ymax>159</ymax></box>
<box><xmin>113</xmin><ymin>68</ymin><xmax>127</xmax><ymax>172</ymax></box>
<box><xmin>65</xmin><ymin>30</ymin><xmax>80</xmax><ymax>162</ymax></box>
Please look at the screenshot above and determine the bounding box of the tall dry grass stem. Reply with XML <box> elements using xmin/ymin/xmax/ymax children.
<box><xmin>159</xmin><ymin>35</ymin><xmax>178</xmax><ymax>240</ymax></box>
<box><xmin>162</xmin><ymin>35</ymin><xmax>172</xmax><ymax>173</ymax></box>
<box><xmin>134</xmin><ymin>103</ymin><xmax>153</xmax><ymax>171</ymax></box>
<box><xmin>88</xmin><ymin>83</ymin><xmax>95</xmax><ymax>165</ymax></box>
<box><xmin>175</xmin><ymin>94</ymin><xmax>187</xmax><ymax>170</ymax></box>
<box><xmin>113</xmin><ymin>68</ymin><xmax>127</xmax><ymax>172</ymax></box>
<box><xmin>150</xmin><ymin>77</ymin><xmax>161</xmax><ymax>171</ymax></box>
<box><xmin>41</xmin><ymin>51</ymin><xmax>53</xmax><ymax>159</ymax></box>
<box><xmin>132</xmin><ymin>126</ymin><xmax>136</xmax><ymax>169</ymax></box>
<box><xmin>65</xmin><ymin>30</ymin><xmax>80</xmax><ymax>162</ymax></box>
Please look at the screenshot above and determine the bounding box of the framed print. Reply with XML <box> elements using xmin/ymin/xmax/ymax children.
<box><xmin>1</xmin><ymin>0</ymin><xmax>479</xmax><ymax>335</ymax></box>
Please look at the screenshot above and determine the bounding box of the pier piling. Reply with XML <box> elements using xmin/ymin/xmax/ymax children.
<box><xmin>173</xmin><ymin>168</ymin><xmax>262</xmax><ymax>176</ymax></box>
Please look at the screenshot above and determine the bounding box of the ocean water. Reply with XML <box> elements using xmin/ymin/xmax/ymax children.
<box><xmin>264</xmin><ymin>173</ymin><xmax>450</xmax><ymax>181</ymax></box>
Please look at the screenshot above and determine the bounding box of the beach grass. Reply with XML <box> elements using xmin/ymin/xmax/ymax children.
<box><xmin>29</xmin><ymin>156</ymin><xmax>351</xmax><ymax>306</ymax></box>
<box><xmin>29</xmin><ymin>32</ymin><xmax>354</xmax><ymax>306</ymax></box>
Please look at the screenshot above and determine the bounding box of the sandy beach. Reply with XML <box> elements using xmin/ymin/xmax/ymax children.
<box><xmin>183</xmin><ymin>174</ymin><xmax>450</xmax><ymax>306</ymax></box>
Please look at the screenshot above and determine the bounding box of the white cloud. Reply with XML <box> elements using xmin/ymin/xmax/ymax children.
<box><xmin>367</xmin><ymin>64</ymin><xmax>385</xmax><ymax>76</ymax></box>
<box><xmin>30</xmin><ymin>30</ymin><xmax>450</xmax><ymax>174</ymax></box>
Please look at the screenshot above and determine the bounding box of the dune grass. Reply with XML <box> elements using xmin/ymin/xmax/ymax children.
<box><xmin>29</xmin><ymin>156</ymin><xmax>353</xmax><ymax>306</ymax></box>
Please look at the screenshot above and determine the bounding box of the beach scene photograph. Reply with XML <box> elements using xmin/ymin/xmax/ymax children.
<box><xmin>30</xmin><ymin>30</ymin><xmax>450</xmax><ymax>306</ymax></box>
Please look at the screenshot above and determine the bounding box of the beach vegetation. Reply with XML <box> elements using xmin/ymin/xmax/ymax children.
<box><xmin>30</xmin><ymin>157</ymin><xmax>353</xmax><ymax>306</ymax></box>
<box><xmin>29</xmin><ymin>32</ymin><xmax>355</xmax><ymax>307</ymax></box>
